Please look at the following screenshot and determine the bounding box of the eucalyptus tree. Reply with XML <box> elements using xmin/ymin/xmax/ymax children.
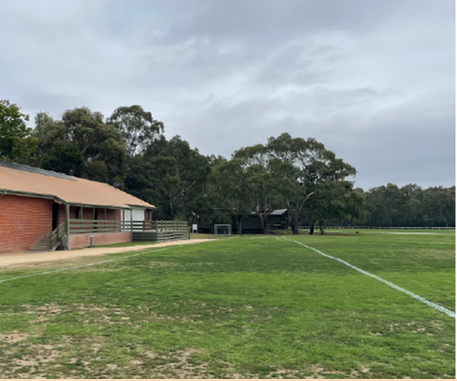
<box><xmin>107</xmin><ymin>105</ymin><xmax>164</xmax><ymax>156</ymax></box>
<box><xmin>41</xmin><ymin>142</ymin><xmax>84</xmax><ymax>177</ymax></box>
<box><xmin>34</xmin><ymin>107</ymin><xmax>127</xmax><ymax>185</ymax></box>
<box><xmin>304</xmin><ymin>181</ymin><xmax>365</xmax><ymax>234</ymax></box>
<box><xmin>423</xmin><ymin>186</ymin><xmax>455</xmax><ymax>227</ymax></box>
<box><xmin>364</xmin><ymin>184</ymin><xmax>402</xmax><ymax>227</ymax></box>
<box><xmin>266</xmin><ymin>133</ymin><xmax>357</xmax><ymax>234</ymax></box>
<box><xmin>233</xmin><ymin>144</ymin><xmax>283</xmax><ymax>234</ymax></box>
<box><xmin>398</xmin><ymin>184</ymin><xmax>424</xmax><ymax>227</ymax></box>
<box><xmin>142</xmin><ymin>135</ymin><xmax>210</xmax><ymax>220</ymax></box>
<box><xmin>0</xmin><ymin>100</ymin><xmax>36</xmax><ymax>164</ymax></box>
<box><xmin>207</xmin><ymin>156</ymin><xmax>251</xmax><ymax>234</ymax></box>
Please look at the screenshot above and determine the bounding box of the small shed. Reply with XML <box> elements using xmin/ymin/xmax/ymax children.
<box><xmin>0</xmin><ymin>161</ymin><xmax>155</xmax><ymax>254</ymax></box>
<box><xmin>241</xmin><ymin>209</ymin><xmax>289</xmax><ymax>234</ymax></box>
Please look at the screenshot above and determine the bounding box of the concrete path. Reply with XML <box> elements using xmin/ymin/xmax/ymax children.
<box><xmin>0</xmin><ymin>239</ymin><xmax>213</xmax><ymax>269</ymax></box>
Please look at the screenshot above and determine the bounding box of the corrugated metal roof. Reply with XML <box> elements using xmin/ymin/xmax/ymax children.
<box><xmin>270</xmin><ymin>209</ymin><xmax>288</xmax><ymax>215</ymax></box>
<box><xmin>249</xmin><ymin>209</ymin><xmax>287</xmax><ymax>216</ymax></box>
<box><xmin>0</xmin><ymin>161</ymin><xmax>154</xmax><ymax>209</ymax></box>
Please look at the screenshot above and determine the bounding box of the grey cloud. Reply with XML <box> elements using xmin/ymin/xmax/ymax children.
<box><xmin>168</xmin><ymin>87</ymin><xmax>454</xmax><ymax>190</ymax></box>
<box><xmin>17</xmin><ymin>92</ymin><xmax>88</xmax><ymax>119</ymax></box>
<box><xmin>0</xmin><ymin>0</ymin><xmax>453</xmax><ymax>189</ymax></box>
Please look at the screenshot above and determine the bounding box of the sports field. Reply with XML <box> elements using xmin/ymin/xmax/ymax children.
<box><xmin>0</xmin><ymin>230</ymin><xmax>454</xmax><ymax>378</ymax></box>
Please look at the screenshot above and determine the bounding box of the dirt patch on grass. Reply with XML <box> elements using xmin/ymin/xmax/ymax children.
<box><xmin>0</xmin><ymin>334</ymin><xmax>110</xmax><ymax>379</ymax></box>
<box><xmin>140</xmin><ymin>348</ymin><xmax>209</xmax><ymax>378</ymax></box>
<box><xmin>0</xmin><ymin>341</ymin><xmax>64</xmax><ymax>378</ymax></box>
<box><xmin>17</xmin><ymin>303</ymin><xmax>193</xmax><ymax>329</ymax></box>
<box><xmin>0</xmin><ymin>330</ymin><xmax>30</xmax><ymax>344</ymax></box>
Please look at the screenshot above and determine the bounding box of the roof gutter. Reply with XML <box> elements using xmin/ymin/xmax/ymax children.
<box><xmin>0</xmin><ymin>189</ymin><xmax>66</xmax><ymax>204</ymax></box>
<box><xmin>0</xmin><ymin>189</ymin><xmax>154</xmax><ymax>210</ymax></box>
<box><xmin>127</xmin><ymin>204</ymin><xmax>156</xmax><ymax>209</ymax></box>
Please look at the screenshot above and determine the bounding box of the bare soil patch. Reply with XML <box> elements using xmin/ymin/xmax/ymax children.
<box><xmin>0</xmin><ymin>239</ymin><xmax>212</xmax><ymax>270</ymax></box>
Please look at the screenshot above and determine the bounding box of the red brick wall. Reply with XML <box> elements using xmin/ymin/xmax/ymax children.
<box><xmin>0</xmin><ymin>195</ymin><xmax>53</xmax><ymax>254</ymax></box>
<box><xmin>69</xmin><ymin>232</ymin><xmax>131</xmax><ymax>249</ymax></box>
<box><xmin>0</xmin><ymin>197</ymin><xmax>127</xmax><ymax>253</ymax></box>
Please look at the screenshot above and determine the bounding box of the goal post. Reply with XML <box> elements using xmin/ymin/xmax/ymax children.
<box><xmin>214</xmin><ymin>224</ymin><xmax>232</xmax><ymax>237</ymax></box>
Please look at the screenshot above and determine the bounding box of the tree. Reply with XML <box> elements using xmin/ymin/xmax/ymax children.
<box><xmin>36</xmin><ymin>107</ymin><xmax>127</xmax><ymax>184</ymax></box>
<box><xmin>0</xmin><ymin>100</ymin><xmax>36</xmax><ymax>164</ymax></box>
<box><xmin>34</xmin><ymin>111</ymin><xmax>65</xmax><ymax>166</ymax></box>
<box><xmin>123</xmin><ymin>156</ymin><xmax>160</xmax><ymax>209</ymax></box>
<box><xmin>423</xmin><ymin>186</ymin><xmax>455</xmax><ymax>227</ymax></box>
<box><xmin>107</xmin><ymin>105</ymin><xmax>164</xmax><ymax>156</ymax></box>
<box><xmin>358</xmin><ymin>184</ymin><xmax>455</xmax><ymax>228</ymax></box>
<box><xmin>304</xmin><ymin>181</ymin><xmax>365</xmax><ymax>234</ymax></box>
<box><xmin>398</xmin><ymin>184</ymin><xmax>424</xmax><ymax>227</ymax></box>
<box><xmin>125</xmin><ymin>135</ymin><xmax>210</xmax><ymax>220</ymax></box>
<box><xmin>384</xmin><ymin>183</ymin><xmax>401</xmax><ymax>227</ymax></box>
<box><xmin>364</xmin><ymin>184</ymin><xmax>402</xmax><ymax>227</ymax></box>
<box><xmin>155</xmin><ymin>136</ymin><xmax>210</xmax><ymax>220</ymax></box>
<box><xmin>233</xmin><ymin>145</ymin><xmax>282</xmax><ymax>234</ymax></box>
<box><xmin>208</xmin><ymin>157</ymin><xmax>257</xmax><ymax>234</ymax></box>
<box><xmin>267</xmin><ymin>133</ymin><xmax>356</xmax><ymax>234</ymax></box>
<box><xmin>41</xmin><ymin>142</ymin><xmax>84</xmax><ymax>176</ymax></box>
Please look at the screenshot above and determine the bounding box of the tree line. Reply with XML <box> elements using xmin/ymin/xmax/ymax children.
<box><xmin>0</xmin><ymin>100</ymin><xmax>454</xmax><ymax>233</ymax></box>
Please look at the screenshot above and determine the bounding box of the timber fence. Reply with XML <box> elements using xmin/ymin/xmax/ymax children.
<box><xmin>68</xmin><ymin>219</ymin><xmax>189</xmax><ymax>242</ymax></box>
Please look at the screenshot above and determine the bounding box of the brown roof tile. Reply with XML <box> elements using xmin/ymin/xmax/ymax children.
<box><xmin>0</xmin><ymin>162</ymin><xmax>154</xmax><ymax>209</ymax></box>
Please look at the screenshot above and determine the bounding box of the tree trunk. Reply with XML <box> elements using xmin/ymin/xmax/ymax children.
<box><xmin>309</xmin><ymin>223</ymin><xmax>315</xmax><ymax>235</ymax></box>
<box><xmin>286</xmin><ymin>199</ymin><xmax>292</xmax><ymax>231</ymax></box>
<box><xmin>292</xmin><ymin>211</ymin><xmax>299</xmax><ymax>235</ymax></box>
<box><xmin>438</xmin><ymin>206</ymin><xmax>449</xmax><ymax>227</ymax></box>
<box><xmin>169</xmin><ymin>194</ymin><xmax>174</xmax><ymax>220</ymax></box>
<box><xmin>318</xmin><ymin>219</ymin><xmax>325</xmax><ymax>235</ymax></box>
<box><xmin>236</xmin><ymin>217</ymin><xmax>244</xmax><ymax>236</ymax></box>
<box><xmin>291</xmin><ymin>219</ymin><xmax>298</xmax><ymax>235</ymax></box>
<box><xmin>254</xmin><ymin>206</ymin><xmax>271</xmax><ymax>235</ymax></box>
<box><xmin>260</xmin><ymin>215</ymin><xmax>269</xmax><ymax>235</ymax></box>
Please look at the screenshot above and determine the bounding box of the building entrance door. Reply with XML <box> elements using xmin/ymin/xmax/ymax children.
<box><xmin>52</xmin><ymin>204</ymin><xmax>59</xmax><ymax>230</ymax></box>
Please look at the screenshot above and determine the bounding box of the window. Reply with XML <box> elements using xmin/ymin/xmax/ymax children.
<box><xmin>145</xmin><ymin>210</ymin><xmax>150</xmax><ymax>220</ymax></box>
<box><xmin>76</xmin><ymin>208</ymin><xmax>82</xmax><ymax>219</ymax></box>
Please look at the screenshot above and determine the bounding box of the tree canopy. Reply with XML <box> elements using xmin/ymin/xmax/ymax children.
<box><xmin>0</xmin><ymin>100</ymin><xmax>36</xmax><ymax>164</ymax></box>
<box><xmin>0</xmin><ymin>99</ymin><xmax>453</xmax><ymax>231</ymax></box>
<box><xmin>107</xmin><ymin>105</ymin><xmax>164</xmax><ymax>156</ymax></box>
<box><xmin>230</xmin><ymin>133</ymin><xmax>359</xmax><ymax>234</ymax></box>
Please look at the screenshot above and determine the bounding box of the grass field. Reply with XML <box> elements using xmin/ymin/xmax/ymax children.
<box><xmin>0</xmin><ymin>230</ymin><xmax>454</xmax><ymax>378</ymax></box>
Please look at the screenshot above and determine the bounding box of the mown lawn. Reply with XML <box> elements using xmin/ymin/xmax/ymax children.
<box><xmin>0</xmin><ymin>231</ymin><xmax>454</xmax><ymax>378</ymax></box>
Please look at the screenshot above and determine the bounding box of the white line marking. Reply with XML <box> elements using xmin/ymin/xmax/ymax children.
<box><xmin>0</xmin><ymin>246</ymin><xmax>179</xmax><ymax>284</ymax></box>
<box><xmin>282</xmin><ymin>237</ymin><xmax>455</xmax><ymax>319</ymax></box>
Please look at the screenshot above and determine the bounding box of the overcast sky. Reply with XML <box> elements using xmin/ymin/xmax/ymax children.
<box><xmin>0</xmin><ymin>0</ymin><xmax>454</xmax><ymax>190</ymax></box>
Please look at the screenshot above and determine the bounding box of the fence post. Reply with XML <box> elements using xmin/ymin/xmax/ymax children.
<box><xmin>65</xmin><ymin>203</ymin><xmax>70</xmax><ymax>250</ymax></box>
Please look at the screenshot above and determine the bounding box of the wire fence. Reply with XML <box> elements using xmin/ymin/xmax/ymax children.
<box><xmin>299</xmin><ymin>226</ymin><xmax>455</xmax><ymax>230</ymax></box>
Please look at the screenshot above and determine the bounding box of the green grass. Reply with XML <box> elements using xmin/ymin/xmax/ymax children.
<box><xmin>0</xmin><ymin>230</ymin><xmax>454</xmax><ymax>378</ymax></box>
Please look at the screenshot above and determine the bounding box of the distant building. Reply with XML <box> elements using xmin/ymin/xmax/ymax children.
<box><xmin>0</xmin><ymin>161</ymin><xmax>154</xmax><ymax>254</ymax></box>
